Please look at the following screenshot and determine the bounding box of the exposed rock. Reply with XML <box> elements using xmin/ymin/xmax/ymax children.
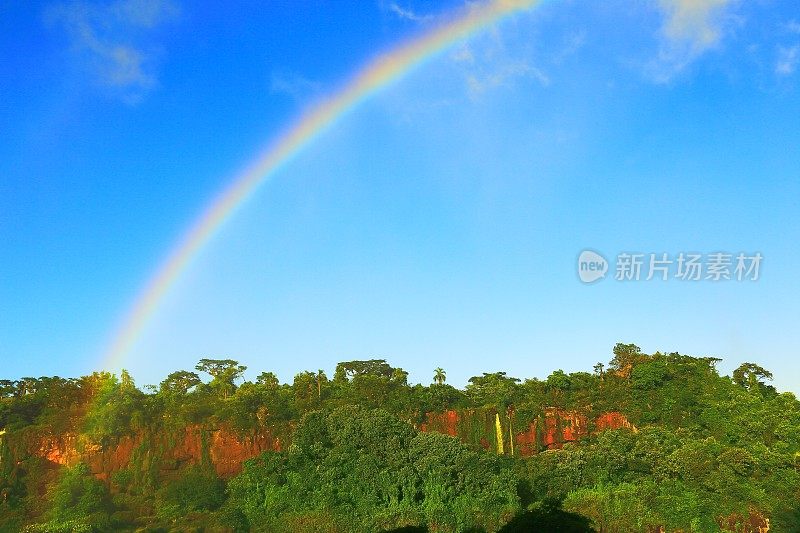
<box><xmin>27</xmin><ymin>425</ymin><xmax>282</xmax><ymax>479</ymax></box>
<box><xmin>420</xmin><ymin>408</ymin><xmax>636</xmax><ymax>455</ymax></box>
<box><xmin>595</xmin><ymin>411</ymin><xmax>636</xmax><ymax>432</ymax></box>
<box><xmin>16</xmin><ymin>409</ymin><xmax>636</xmax><ymax>478</ymax></box>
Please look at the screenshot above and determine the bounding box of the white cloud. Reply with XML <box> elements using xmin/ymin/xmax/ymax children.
<box><xmin>111</xmin><ymin>0</ymin><xmax>176</xmax><ymax>27</ymax></box>
<box><xmin>648</xmin><ymin>0</ymin><xmax>737</xmax><ymax>83</ymax></box>
<box><xmin>451</xmin><ymin>45</ymin><xmax>474</xmax><ymax>64</ymax></box>
<box><xmin>552</xmin><ymin>30</ymin><xmax>586</xmax><ymax>65</ymax></box>
<box><xmin>445</xmin><ymin>9</ymin><xmax>549</xmax><ymax>100</ymax></box>
<box><xmin>47</xmin><ymin>0</ymin><xmax>178</xmax><ymax>101</ymax></box>
<box><xmin>659</xmin><ymin>0</ymin><xmax>730</xmax><ymax>48</ymax></box>
<box><xmin>466</xmin><ymin>60</ymin><xmax>549</xmax><ymax>100</ymax></box>
<box><xmin>386</xmin><ymin>2</ymin><xmax>432</xmax><ymax>23</ymax></box>
<box><xmin>270</xmin><ymin>72</ymin><xmax>322</xmax><ymax>101</ymax></box>
<box><xmin>776</xmin><ymin>45</ymin><xmax>799</xmax><ymax>76</ymax></box>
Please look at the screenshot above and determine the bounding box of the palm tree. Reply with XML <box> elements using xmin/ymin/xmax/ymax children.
<box><xmin>433</xmin><ymin>367</ymin><xmax>446</xmax><ymax>385</ymax></box>
<box><xmin>316</xmin><ymin>370</ymin><xmax>324</xmax><ymax>398</ymax></box>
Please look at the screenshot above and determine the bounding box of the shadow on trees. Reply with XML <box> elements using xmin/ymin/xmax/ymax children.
<box><xmin>381</xmin><ymin>526</ymin><xmax>486</xmax><ymax>533</ymax></box>
<box><xmin>498</xmin><ymin>498</ymin><xmax>595</xmax><ymax>533</ymax></box>
<box><xmin>378</xmin><ymin>502</ymin><xmax>594</xmax><ymax>533</ymax></box>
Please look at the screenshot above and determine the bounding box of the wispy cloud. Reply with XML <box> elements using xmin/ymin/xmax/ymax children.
<box><xmin>270</xmin><ymin>72</ymin><xmax>322</xmax><ymax>101</ymax></box>
<box><xmin>385</xmin><ymin>2</ymin><xmax>432</xmax><ymax>23</ymax></box>
<box><xmin>451</xmin><ymin>45</ymin><xmax>474</xmax><ymax>64</ymax></box>
<box><xmin>47</xmin><ymin>0</ymin><xmax>178</xmax><ymax>102</ymax></box>
<box><xmin>776</xmin><ymin>45</ymin><xmax>799</xmax><ymax>76</ymax></box>
<box><xmin>552</xmin><ymin>30</ymin><xmax>586</xmax><ymax>65</ymax></box>
<box><xmin>648</xmin><ymin>0</ymin><xmax>737</xmax><ymax>83</ymax></box>
<box><xmin>447</xmin><ymin>11</ymin><xmax>549</xmax><ymax>101</ymax></box>
<box><xmin>659</xmin><ymin>0</ymin><xmax>730</xmax><ymax>48</ymax></box>
<box><xmin>786</xmin><ymin>20</ymin><xmax>800</xmax><ymax>35</ymax></box>
<box><xmin>466</xmin><ymin>60</ymin><xmax>549</xmax><ymax>100</ymax></box>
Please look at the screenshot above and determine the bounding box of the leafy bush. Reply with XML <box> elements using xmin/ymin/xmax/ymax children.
<box><xmin>28</xmin><ymin>463</ymin><xmax>112</xmax><ymax>532</ymax></box>
<box><xmin>155</xmin><ymin>466</ymin><xmax>226</xmax><ymax>521</ymax></box>
<box><xmin>229</xmin><ymin>406</ymin><xmax>520</xmax><ymax>533</ymax></box>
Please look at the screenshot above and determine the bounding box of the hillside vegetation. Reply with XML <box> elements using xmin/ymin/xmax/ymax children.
<box><xmin>0</xmin><ymin>343</ymin><xmax>798</xmax><ymax>532</ymax></box>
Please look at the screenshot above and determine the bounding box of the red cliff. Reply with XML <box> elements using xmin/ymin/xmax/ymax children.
<box><xmin>20</xmin><ymin>409</ymin><xmax>634</xmax><ymax>480</ymax></box>
<box><xmin>29</xmin><ymin>425</ymin><xmax>282</xmax><ymax>479</ymax></box>
<box><xmin>420</xmin><ymin>408</ymin><xmax>636</xmax><ymax>456</ymax></box>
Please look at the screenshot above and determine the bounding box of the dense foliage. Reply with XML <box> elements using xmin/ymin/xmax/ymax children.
<box><xmin>229</xmin><ymin>406</ymin><xmax>519</xmax><ymax>532</ymax></box>
<box><xmin>0</xmin><ymin>344</ymin><xmax>798</xmax><ymax>532</ymax></box>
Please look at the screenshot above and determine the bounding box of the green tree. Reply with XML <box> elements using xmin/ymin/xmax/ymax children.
<box><xmin>256</xmin><ymin>371</ymin><xmax>280</xmax><ymax>389</ymax></box>
<box><xmin>334</xmin><ymin>359</ymin><xmax>395</xmax><ymax>381</ymax></box>
<box><xmin>83</xmin><ymin>372</ymin><xmax>145</xmax><ymax>441</ymax></box>
<box><xmin>732</xmin><ymin>362</ymin><xmax>775</xmax><ymax>395</ymax></box>
<box><xmin>155</xmin><ymin>465</ymin><xmax>226</xmax><ymax>521</ymax></box>
<box><xmin>315</xmin><ymin>369</ymin><xmax>327</xmax><ymax>398</ymax></box>
<box><xmin>159</xmin><ymin>370</ymin><xmax>201</xmax><ymax>395</ymax></box>
<box><xmin>195</xmin><ymin>358</ymin><xmax>247</xmax><ymax>398</ymax></box>
<box><xmin>293</xmin><ymin>371</ymin><xmax>321</xmax><ymax>413</ymax></box>
<box><xmin>609</xmin><ymin>342</ymin><xmax>646</xmax><ymax>378</ymax></box>
<box><xmin>0</xmin><ymin>380</ymin><xmax>15</xmax><ymax>398</ymax></box>
<box><xmin>32</xmin><ymin>463</ymin><xmax>113</xmax><ymax>532</ymax></box>
<box><xmin>466</xmin><ymin>372</ymin><xmax>521</xmax><ymax>409</ymax></box>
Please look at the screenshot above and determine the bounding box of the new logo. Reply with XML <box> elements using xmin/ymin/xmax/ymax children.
<box><xmin>578</xmin><ymin>250</ymin><xmax>608</xmax><ymax>283</ymax></box>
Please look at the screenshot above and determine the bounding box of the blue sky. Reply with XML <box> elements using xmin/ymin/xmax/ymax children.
<box><xmin>1</xmin><ymin>0</ymin><xmax>799</xmax><ymax>392</ymax></box>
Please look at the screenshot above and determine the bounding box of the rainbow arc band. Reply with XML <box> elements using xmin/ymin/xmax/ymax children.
<box><xmin>101</xmin><ymin>0</ymin><xmax>540</xmax><ymax>370</ymax></box>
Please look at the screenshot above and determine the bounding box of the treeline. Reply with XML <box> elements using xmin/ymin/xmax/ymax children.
<box><xmin>0</xmin><ymin>344</ymin><xmax>799</xmax><ymax>532</ymax></box>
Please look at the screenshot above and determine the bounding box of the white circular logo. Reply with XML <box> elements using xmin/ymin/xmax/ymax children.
<box><xmin>578</xmin><ymin>250</ymin><xmax>608</xmax><ymax>283</ymax></box>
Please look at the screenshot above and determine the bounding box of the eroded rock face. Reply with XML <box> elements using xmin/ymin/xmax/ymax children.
<box><xmin>540</xmin><ymin>408</ymin><xmax>588</xmax><ymax>449</ymax></box>
<box><xmin>35</xmin><ymin>432</ymin><xmax>124</xmax><ymax>478</ymax></box>
<box><xmin>29</xmin><ymin>426</ymin><xmax>282</xmax><ymax>479</ymax></box>
<box><xmin>25</xmin><ymin>408</ymin><xmax>636</xmax><ymax>480</ymax></box>
<box><xmin>595</xmin><ymin>411</ymin><xmax>635</xmax><ymax>432</ymax></box>
<box><xmin>19</xmin><ymin>408</ymin><xmax>638</xmax><ymax>480</ymax></box>
<box><xmin>419</xmin><ymin>408</ymin><xmax>636</xmax><ymax>455</ymax></box>
<box><xmin>206</xmin><ymin>429</ymin><xmax>280</xmax><ymax>477</ymax></box>
<box><xmin>418</xmin><ymin>410</ymin><xmax>460</xmax><ymax>437</ymax></box>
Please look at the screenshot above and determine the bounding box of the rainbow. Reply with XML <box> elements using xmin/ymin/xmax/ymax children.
<box><xmin>102</xmin><ymin>0</ymin><xmax>540</xmax><ymax>370</ymax></box>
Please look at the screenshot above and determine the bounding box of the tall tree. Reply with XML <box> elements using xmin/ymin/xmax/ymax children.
<box><xmin>315</xmin><ymin>370</ymin><xmax>327</xmax><ymax>398</ymax></box>
<box><xmin>256</xmin><ymin>371</ymin><xmax>280</xmax><ymax>389</ymax></box>
<box><xmin>334</xmin><ymin>359</ymin><xmax>395</xmax><ymax>381</ymax></box>
<box><xmin>195</xmin><ymin>359</ymin><xmax>247</xmax><ymax>398</ymax></box>
<box><xmin>609</xmin><ymin>343</ymin><xmax>646</xmax><ymax>378</ymax></box>
<box><xmin>466</xmin><ymin>372</ymin><xmax>521</xmax><ymax>409</ymax></box>
<box><xmin>732</xmin><ymin>362</ymin><xmax>775</xmax><ymax>394</ymax></box>
<box><xmin>159</xmin><ymin>370</ymin><xmax>201</xmax><ymax>395</ymax></box>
